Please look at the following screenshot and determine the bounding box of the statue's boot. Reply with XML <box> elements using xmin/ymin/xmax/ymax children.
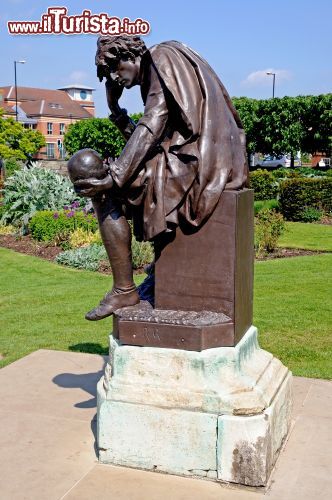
<box><xmin>85</xmin><ymin>196</ymin><xmax>140</xmax><ymax>321</ymax></box>
<box><xmin>85</xmin><ymin>286</ymin><xmax>139</xmax><ymax>321</ymax></box>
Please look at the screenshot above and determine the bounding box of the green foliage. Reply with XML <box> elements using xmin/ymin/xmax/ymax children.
<box><xmin>255</xmin><ymin>208</ymin><xmax>286</xmax><ymax>257</ymax></box>
<box><xmin>55</xmin><ymin>243</ymin><xmax>107</xmax><ymax>271</ymax></box>
<box><xmin>249</xmin><ymin>169</ymin><xmax>278</xmax><ymax>200</ymax></box>
<box><xmin>131</xmin><ymin>234</ymin><xmax>154</xmax><ymax>269</ymax></box>
<box><xmin>4</xmin><ymin>159</ymin><xmax>22</xmax><ymax>178</ymax></box>
<box><xmin>233</xmin><ymin>94</ymin><xmax>332</xmax><ymax>157</ymax></box>
<box><xmin>279</xmin><ymin>177</ymin><xmax>332</xmax><ymax>221</ymax></box>
<box><xmin>232</xmin><ymin>97</ymin><xmax>260</xmax><ymax>153</ymax></box>
<box><xmin>270</xmin><ymin>168</ymin><xmax>293</xmax><ymax>180</ymax></box>
<box><xmin>69</xmin><ymin>227</ymin><xmax>101</xmax><ymax>248</ymax></box>
<box><xmin>0</xmin><ymin>223</ymin><xmax>16</xmax><ymax>235</ymax></box>
<box><xmin>29</xmin><ymin>209</ymin><xmax>98</xmax><ymax>243</ymax></box>
<box><xmin>63</xmin><ymin>113</ymin><xmax>143</xmax><ymax>159</ymax></box>
<box><xmin>0</xmin><ymin>113</ymin><xmax>45</xmax><ymax>160</ymax></box>
<box><xmin>64</xmin><ymin>118</ymin><xmax>125</xmax><ymax>159</ymax></box>
<box><xmin>301</xmin><ymin>207</ymin><xmax>323</xmax><ymax>223</ymax></box>
<box><xmin>254</xmin><ymin>199</ymin><xmax>279</xmax><ymax>215</ymax></box>
<box><xmin>55</xmin><ymin>236</ymin><xmax>154</xmax><ymax>272</ymax></box>
<box><xmin>1</xmin><ymin>166</ymin><xmax>77</xmax><ymax>228</ymax></box>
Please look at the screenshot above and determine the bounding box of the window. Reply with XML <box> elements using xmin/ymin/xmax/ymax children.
<box><xmin>24</xmin><ymin>123</ymin><xmax>36</xmax><ymax>130</ymax></box>
<box><xmin>60</xmin><ymin>123</ymin><xmax>65</xmax><ymax>135</ymax></box>
<box><xmin>49</xmin><ymin>103</ymin><xmax>62</xmax><ymax>109</ymax></box>
<box><xmin>59</xmin><ymin>145</ymin><xmax>66</xmax><ymax>159</ymax></box>
<box><xmin>46</xmin><ymin>143</ymin><xmax>55</xmax><ymax>159</ymax></box>
<box><xmin>47</xmin><ymin>122</ymin><xmax>53</xmax><ymax>135</ymax></box>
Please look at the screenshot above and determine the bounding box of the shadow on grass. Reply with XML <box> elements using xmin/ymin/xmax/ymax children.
<box><xmin>69</xmin><ymin>342</ymin><xmax>108</xmax><ymax>355</ymax></box>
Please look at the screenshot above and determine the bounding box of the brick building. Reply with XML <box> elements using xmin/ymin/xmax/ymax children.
<box><xmin>0</xmin><ymin>84</ymin><xmax>95</xmax><ymax>160</ymax></box>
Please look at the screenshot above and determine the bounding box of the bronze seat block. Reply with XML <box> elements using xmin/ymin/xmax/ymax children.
<box><xmin>115</xmin><ymin>188</ymin><xmax>254</xmax><ymax>350</ymax></box>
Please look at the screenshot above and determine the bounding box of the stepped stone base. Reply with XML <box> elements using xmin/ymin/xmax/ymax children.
<box><xmin>97</xmin><ymin>326</ymin><xmax>292</xmax><ymax>487</ymax></box>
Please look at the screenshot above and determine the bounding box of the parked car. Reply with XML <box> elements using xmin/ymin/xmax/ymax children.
<box><xmin>258</xmin><ymin>154</ymin><xmax>301</xmax><ymax>169</ymax></box>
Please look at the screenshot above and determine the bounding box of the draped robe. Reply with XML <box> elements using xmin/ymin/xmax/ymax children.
<box><xmin>111</xmin><ymin>41</ymin><xmax>249</xmax><ymax>241</ymax></box>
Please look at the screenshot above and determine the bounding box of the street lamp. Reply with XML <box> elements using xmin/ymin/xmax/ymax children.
<box><xmin>14</xmin><ymin>60</ymin><xmax>26</xmax><ymax>121</ymax></box>
<box><xmin>266</xmin><ymin>72</ymin><xmax>276</xmax><ymax>98</ymax></box>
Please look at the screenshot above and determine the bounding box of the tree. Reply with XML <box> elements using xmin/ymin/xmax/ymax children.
<box><xmin>232</xmin><ymin>94</ymin><xmax>332</xmax><ymax>161</ymax></box>
<box><xmin>64</xmin><ymin>114</ymin><xmax>143</xmax><ymax>159</ymax></box>
<box><xmin>0</xmin><ymin>109</ymin><xmax>45</xmax><ymax>160</ymax></box>
<box><xmin>232</xmin><ymin>97</ymin><xmax>260</xmax><ymax>154</ymax></box>
<box><xmin>257</xmin><ymin>97</ymin><xmax>306</xmax><ymax>161</ymax></box>
<box><xmin>302</xmin><ymin>94</ymin><xmax>332</xmax><ymax>155</ymax></box>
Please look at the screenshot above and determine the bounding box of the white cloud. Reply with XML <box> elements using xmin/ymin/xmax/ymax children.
<box><xmin>68</xmin><ymin>70</ymin><xmax>88</xmax><ymax>83</ymax></box>
<box><xmin>242</xmin><ymin>68</ymin><xmax>292</xmax><ymax>86</ymax></box>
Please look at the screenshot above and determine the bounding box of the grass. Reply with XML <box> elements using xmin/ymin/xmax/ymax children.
<box><xmin>0</xmin><ymin>248</ymin><xmax>144</xmax><ymax>368</ymax></box>
<box><xmin>254</xmin><ymin>199</ymin><xmax>279</xmax><ymax>215</ymax></box>
<box><xmin>254</xmin><ymin>254</ymin><xmax>332</xmax><ymax>379</ymax></box>
<box><xmin>278</xmin><ymin>222</ymin><xmax>332</xmax><ymax>251</ymax></box>
<box><xmin>0</xmin><ymin>247</ymin><xmax>331</xmax><ymax>379</ymax></box>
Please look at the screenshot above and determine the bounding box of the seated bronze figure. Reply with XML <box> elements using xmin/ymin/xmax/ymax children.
<box><xmin>67</xmin><ymin>35</ymin><xmax>248</xmax><ymax>321</ymax></box>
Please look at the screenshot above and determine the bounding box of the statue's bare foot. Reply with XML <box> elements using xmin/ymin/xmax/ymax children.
<box><xmin>85</xmin><ymin>288</ymin><xmax>139</xmax><ymax>321</ymax></box>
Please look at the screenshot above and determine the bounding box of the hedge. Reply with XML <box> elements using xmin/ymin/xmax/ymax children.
<box><xmin>279</xmin><ymin>177</ymin><xmax>332</xmax><ymax>221</ymax></box>
<box><xmin>249</xmin><ymin>170</ymin><xmax>279</xmax><ymax>201</ymax></box>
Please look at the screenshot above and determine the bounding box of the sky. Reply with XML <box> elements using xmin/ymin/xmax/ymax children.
<box><xmin>0</xmin><ymin>0</ymin><xmax>331</xmax><ymax>117</ymax></box>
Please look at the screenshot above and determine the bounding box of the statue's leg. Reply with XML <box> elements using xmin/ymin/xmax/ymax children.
<box><xmin>85</xmin><ymin>194</ymin><xmax>139</xmax><ymax>321</ymax></box>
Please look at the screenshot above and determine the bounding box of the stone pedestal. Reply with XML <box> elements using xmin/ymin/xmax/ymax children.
<box><xmin>97</xmin><ymin>326</ymin><xmax>292</xmax><ymax>486</ymax></box>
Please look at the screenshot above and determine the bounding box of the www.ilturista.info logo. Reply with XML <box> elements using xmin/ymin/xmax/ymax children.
<box><xmin>7</xmin><ymin>7</ymin><xmax>150</xmax><ymax>36</ymax></box>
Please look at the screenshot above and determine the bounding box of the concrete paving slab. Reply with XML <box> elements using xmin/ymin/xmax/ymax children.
<box><xmin>266</xmin><ymin>413</ymin><xmax>332</xmax><ymax>499</ymax></box>
<box><xmin>291</xmin><ymin>376</ymin><xmax>312</xmax><ymax>416</ymax></box>
<box><xmin>299</xmin><ymin>380</ymin><xmax>332</xmax><ymax>418</ymax></box>
<box><xmin>0</xmin><ymin>349</ymin><xmax>106</xmax><ymax>422</ymax></box>
<box><xmin>0</xmin><ymin>410</ymin><xmax>96</xmax><ymax>500</ymax></box>
<box><xmin>63</xmin><ymin>464</ymin><xmax>263</xmax><ymax>500</ymax></box>
<box><xmin>0</xmin><ymin>350</ymin><xmax>331</xmax><ymax>500</ymax></box>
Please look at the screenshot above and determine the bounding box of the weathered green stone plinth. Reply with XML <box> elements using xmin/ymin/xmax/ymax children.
<box><xmin>97</xmin><ymin>326</ymin><xmax>292</xmax><ymax>486</ymax></box>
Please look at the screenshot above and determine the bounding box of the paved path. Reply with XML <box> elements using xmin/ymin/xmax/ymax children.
<box><xmin>0</xmin><ymin>350</ymin><xmax>331</xmax><ymax>499</ymax></box>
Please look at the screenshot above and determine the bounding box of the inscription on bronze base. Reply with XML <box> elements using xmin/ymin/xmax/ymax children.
<box><xmin>113</xmin><ymin>301</ymin><xmax>233</xmax><ymax>351</ymax></box>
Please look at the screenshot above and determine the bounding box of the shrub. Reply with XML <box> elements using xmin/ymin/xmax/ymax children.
<box><xmin>295</xmin><ymin>167</ymin><xmax>327</xmax><ymax>178</ymax></box>
<box><xmin>301</xmin><ymin>207</ymin><xmax>323</xmax><ymax>223</ymax></box>
<box><xmin>4</xmin><ymin>159</ymin><xmax>22</xmax><ymax>178</ymax></box>
<box><xmin>0</xmin><ymin>223</ymin><xmax>17</xmax><ymax>235</ymax></box>
<box><xmin>279</xmin><ymin>177</ymin><xmax>332</xmax><ymax>221</ymax></box>
<box><xmin>55</xmin><ymin>243</ymin><xmax>107</xmax><ymax>271</ymax></box>
<box><xmin>29</xmin><ymin>209</ymin><xmax>98</xmax><ymax>244</ymax></box>
<box><xmin>270</xmin><ymin>168</ymin><xmax>294</xmax><ymax>180</ymax></box>
<box><xmin>69</xmin><ymin>227</ymin><xmax>101</xmax><ymax>248</ymax></box>
<box><xmin>0</xmin><ymin>166</ymin><xmax>79</xmax><ymax>229</ymax></box>
<box><xmin>254</xmin><ymin>199</ymin><xmax>279</xmax><ymax>215</ymax></box>
<box><xmin>131</xmin><ymin>235</ymin><xmax>154</xmax><ymax>269</ymax></box>
<box><xmin>249</xmin><ymin>169</ymin><xmax>279</xmax><ymax>201</ymax></box>
<box><xmin>255</xmin><ymin>208</ymin><xmax>286</xmax><ymax>257</ymax></box>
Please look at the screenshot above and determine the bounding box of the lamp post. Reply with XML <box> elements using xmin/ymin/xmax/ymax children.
<box><xmin>266</xmin><ymin>71</ymin><xmax>276</xmax><ymax>98</ymax></box>
<box><xmin>14</xmin><ymin>60</ymin><xmax>26</xmax><ymax>121</ymax></box>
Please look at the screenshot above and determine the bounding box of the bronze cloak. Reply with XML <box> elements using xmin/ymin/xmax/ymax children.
<box><xmin>116</xmin><ymin>41</ymin><xmax>248</xmax><ymax>241</ymax></box>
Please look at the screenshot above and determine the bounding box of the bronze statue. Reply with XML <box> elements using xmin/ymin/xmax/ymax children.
<box><xmin>67</xmin><ymin>35</ymin><xmax>249</xmax><ymax>321</ymax></box>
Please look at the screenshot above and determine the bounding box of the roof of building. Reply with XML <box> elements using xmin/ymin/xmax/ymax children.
<box><xmin>0</xmin><ymin>86</ymin><xmax>94</xmax><ymax>119</ymax></box>
<box><xmin>57</xmin><ymin>84</ymin><xmax>96</xmax><ymax>91</ymax></box>
<box><xmin>0</xmin><ymin>102</ymin><xmax>16</xmax><ymax>116</ymax></box>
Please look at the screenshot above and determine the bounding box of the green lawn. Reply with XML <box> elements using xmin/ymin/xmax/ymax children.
<box><xmin>278</xmin><ymin>222</ymin><xmax>332</xmax><ymax>251</ymax></box>
<box><xmin>0</xmin><ymin>247</ymin><xmax>143</xmax><ymax>368</ymax></box>
<box><xmin>0</xmin><ymin>248</ymin><xmax>331</xmax><ymax>379</ymax></box>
